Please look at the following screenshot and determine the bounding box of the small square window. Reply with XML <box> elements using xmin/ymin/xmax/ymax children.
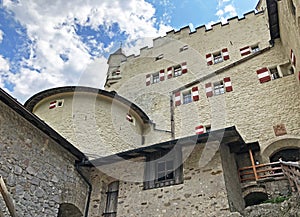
<box><xmin>57</xmin><ymin>99</ymin><xmax>64</xmax><ymax>107</ymax></box>
<box><xmin>173</xmin><ymin>65</ymin><xmax>182</xmax><ymax>77</ymax></box>
<box><xmin>152</xmin><ymin>73</ymin><xmax>160</xmax><ymax>84</ymax></box>
<box><xmin>213</xmin><ymin>81</ymin><xmax>225</xmax><ymax>95</ymax></box>
<box><xmin>213</xmin><ymin>53</ymin><xmax>223</xmax><ymax>64</ymax></box>
<box><xmin>251</xmin><ymin>45</ymin><xmax>260</xmax><ymax>53</ymax></box>
<box><xmin>269</xmin><ymin>67</ymin><xmax>280</xmax><ymax>80</ymax></box>
<box><xmin>182</xmin><ymin>91</ymin><xmax>192</xmax><ymax>104</ymax></box>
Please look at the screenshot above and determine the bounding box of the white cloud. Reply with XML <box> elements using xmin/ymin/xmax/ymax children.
<box><xmin>2</xmin><ymin>0</ymin><xmax>172</xmax><ymax>102</ymax></box>
<box><xmin>213</xmin><ymin>1</ymin><xmax>237</xmax><ymax>25</ymax></box>
<box><xmin>224</xmin><ymin>5</ymin><xmax>237</xmax><ymax>17</ymax></box>
<box><xmin>0</xmin><ymin>55</ymin><xmax>10</xmax><ymax>93</ymax></box>
<box><xmin>216</xmin><ymin>9</ymin><xmax>224</xmax><ymax>17</ymax></box>
<box><xmin>0</xmin><ymin>30</ymin><xmax>3</xmax><ymax>43</ymax></box>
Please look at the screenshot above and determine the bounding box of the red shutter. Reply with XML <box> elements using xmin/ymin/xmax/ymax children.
<box><xmin>192</xmin><ymin>86</ymin><xmax>199</xmax><ymax>101</ymax></box>
<box><xmin>181</xmin><ymin>62</ymin><xmax>187</xmax><ymax>74</ymax></box>
<box><xmin>240</xmin><ymin>46</ymin><xmax>251</xmax><ymax>56</ymax></box>
<box><xmin>223</xmin><ymin>77</ymin><xmax>233</xmax><ymax>92</ymax></box>
<box><xmin>174</xmin><ymin>92</ymin><xmax>181</xmax><ymax>106</ymax></box>
<box><xmin>222</xmin><ymin>48</ymin><xmax>229</xmax><ymax>60</ymax></box>
<box><xmin>146</xmin><ymin>74</ymin><xmax>151</xmax><ymax>86</ymax></box>
<box><xmin>205</xmin><ymin>83</ymin><xmax>213</xmax><ymax>97</ymax></box>
<box><xmin>49</xmin><ymin>101</ymin><xmax>56</xmax><ymax>109</ymax></box>
<box><xmin>298</xmin><ymin>71</ymin><xmax>300</xmax><ymax>81</ymax></box>
<box><xmin>159</xmin><ymin>69</ymin><xmax>165</xmax><ymax>81</ymax></box>
<box><xmin>167</xmin><ymin>67</ymin><xmax>173</xmax><ymax>79</ymax></box>
<box><xmin>126</xmin><ymin>113</ymin><xmax>133</xmax><ymax>122</ymax></box>
<box><xmin>206</xmin><ymin>54</ymin><xmax>213</xmax><ymax>65</ymax></box>
<box><xmin>256</xmin><ymin>67</ymin><xmax>271</xmax><ymax>83</ymax></box>
<box><xmin>195</xmin><ymin>125</ymin><xmax>204</xmax><ymax>135</ymax></box>
<box><xmin>291</xmin><ymin>49</ymin><xmax>296</xmax><ymax>66</ymax></box>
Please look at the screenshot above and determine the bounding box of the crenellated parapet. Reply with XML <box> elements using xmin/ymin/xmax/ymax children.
<box><xmin>113</xmin><ymin>10</ymin><xmax>265</xmax><ymax>63</ymax></box>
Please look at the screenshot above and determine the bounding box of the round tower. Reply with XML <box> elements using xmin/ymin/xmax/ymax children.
<box><xmin>24</xmin><ymin>86</ymin><xmax>151</xmax><ymax>159</ymax></box>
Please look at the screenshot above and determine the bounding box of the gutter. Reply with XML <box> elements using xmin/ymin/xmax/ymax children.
<box><xmin>75</xmin><ymin>161</ymin><xmax>92</xmax><ymax>217</ymax></box>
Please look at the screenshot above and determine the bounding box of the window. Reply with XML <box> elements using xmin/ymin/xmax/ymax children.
<box><xmin>251</xmin><ymin>45</ymin><xmax>260</xmax><ymax>53</ymax></box>
<box><xmin>155</xmin><ymin>54</ymin><xmax>164</xmax><ymax>61</ymax></box>
<box><xmin>182</xmin><ymin>91</ymin><xmax>192</xmax><ymax>104</ymax></box>
<box><xmin>179</xmin><ymin>45</ymin><xmax>188</xmax><ymax>52</ymax></box>
<box><xmin>144</xmin><ymin>148</ymin><xmax>183</xmax><ymax>190</ymax></box>
<box><xmin>289</xmin><ymin>0</ymin><xmax>296</xmax><ymax>16</ymax></box>
<box><xmin>279</xmin><ymin>62</ymin><xmax>295</xmax><ymax>77</ymax></box>
<box><xmin>213</xmin><ymin>52</ymin><xmax>223</xmax><ymax>64</ymax></box>
<box><xmin>269</xmin><ymin>67</ymin><xmax>280</xmax><ymax>80</ymax></box>
<box><xmin>57</xmin><ymin>99</ymin><xmax>64</xmax><ymax>107</ymax></box>
<box><xmin>157</xmin><ymin>160</ymin><xmax>174</xmax><ymax>182</ymax></box>
<box><xmin>152</xmin><ymin>72</ymin><xmax>160</xmax><ymax>84</ymax></box>
<box><xmin>103</xmin><ymin>181</ymin><xmax>119</xmax><ymax>217</ymax></box>
<box><xmin>213</xmin><ymin>81</ymin><xmax>225</xmax><ymax>95</ymax></box>
<box><xmin>205</xmin><ymin>125</ymin><xmax>211</xmax><ymax>133</ymax></box>
<box><xmin>173</xmin><ymin>65</ymin><xmax>182</xmax><ymax>77</ymax></box>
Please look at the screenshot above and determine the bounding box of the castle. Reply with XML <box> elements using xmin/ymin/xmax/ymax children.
<box><xmin>0</xmin><ymin>0</ymin><xmax>299</xmax><ymax>216</ymax></box>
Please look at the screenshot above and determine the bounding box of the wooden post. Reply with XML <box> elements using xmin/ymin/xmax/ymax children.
<box><xmin>248</xmin><ymin>149</ymin><xmax>258</xmax><ymax>181</ymax></box>
<box><xmin>0</xmin><ymin>176</ymin><xmax>17</xmax><ymax>217</ymax></box>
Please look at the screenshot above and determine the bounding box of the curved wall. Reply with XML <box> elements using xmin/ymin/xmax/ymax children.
<box><xmin>25</xmin><ymin>87</ymin><xmax>150</xmax><ymax>158</ymax></box>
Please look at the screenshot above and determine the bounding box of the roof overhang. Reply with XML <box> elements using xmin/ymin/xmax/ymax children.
<box><xmin>83</xmin><ymin>126</ymin><xmax>246</xmax><ymax>167</ymax></box>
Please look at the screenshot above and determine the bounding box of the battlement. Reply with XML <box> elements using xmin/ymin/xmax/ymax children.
<box><xmin>113</xmin><ymin>10</ymin><xmax>265</xmax><ymax>63</ymax></box>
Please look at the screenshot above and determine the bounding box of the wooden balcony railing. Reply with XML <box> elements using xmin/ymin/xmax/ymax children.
<box><xmin>280</xmin><ymin>160</ymin><xmax>300</xmax><ymax>193</ymax></box>
<box><xmin>239</xmin><ymin>162</ymin><xmax>285</xmax><ymax>183</ymax></box>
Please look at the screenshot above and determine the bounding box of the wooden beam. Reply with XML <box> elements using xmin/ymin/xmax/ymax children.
<box><xmin>248</xmin><ymin>149</ymin><xmax>258</xmax><ymax>181</ymax></box>
<box><xmin>0</xmin><ymin>176</ymin><xmax>17</xmax><ymax>217</ymax></box>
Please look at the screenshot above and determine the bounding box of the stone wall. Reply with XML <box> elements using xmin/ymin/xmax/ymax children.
<box><xmin>277</xmin><ymin>0</ymin><xmax>300</xmax><ymax>81</ymax></box>
<box><xmin>113</xmin><ymin>144</ymin><xmax>232</xmax><ymax>217</ymax></box>
<box><xmin>174</xmin><ymin>41</ymin><xmax>300</xmax><ymax>156</ymax></box>
<box><xmin>103</xmin><ymin>8</ymin><xmax>300</xmax><ymax>156</ymax></box>
<box><xmin>0</xmin><ymin>100</ymin><xmax>88</xmax><ymax>216</ymax></box>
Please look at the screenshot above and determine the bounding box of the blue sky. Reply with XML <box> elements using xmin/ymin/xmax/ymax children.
<box><xmin>0</xmin><ymin>0</ymin><xmax>259</xmax><ymax>102</ymax></box>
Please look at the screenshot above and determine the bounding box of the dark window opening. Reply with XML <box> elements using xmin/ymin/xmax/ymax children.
<box><xmin>155</xmin><ymin>54</ymin><xmax>164</xmax><ymax>61</ymax></box>
<box><xmin>244</xmin><ymin>192</ymin><xmax>268</xmax><ymax>207</ymax></box>
<box><xmin>269</xmin><ymin>67</ymin><xmax>280</xmax><ymax>80</ymax></box>
<box><xmin>290</xmin><ymin>0</ymin><xmax>296</xmax><ymax>16</ymax></box>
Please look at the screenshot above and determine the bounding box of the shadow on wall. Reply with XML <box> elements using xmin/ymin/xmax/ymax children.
<box><xmin>58</xmin><ymin>203</ymin><xmax>83</xmax><ymax>217</ymax></box>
